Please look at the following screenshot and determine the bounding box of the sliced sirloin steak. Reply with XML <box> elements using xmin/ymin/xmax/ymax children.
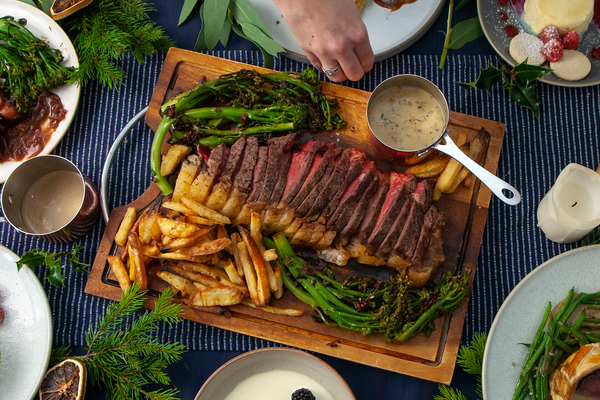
<box><xmin>394</xmin><ymin>179</ymin><xmax>435</xmax><ymax>259</ymax></box>
<box><xmin>246</xmin><ymin>146</ymin><xmax>268</xmax><ymax>202</ymax></box>
<box><xmin>408</xmin><ymin>213</ymin><xmax>445</xmax><ymax>287</ymax></box>
<box><xmin>269</xmin><ymin>151</ymin><xmax>292</xmax><ymax>203</ymax></box>
<box><xmin>233</xmin><ymin>136</ymin><xmax>258</xmax><ymax>193</ymax></box>
<box><xmin>219</xmin><ymin>136</ymin><xmax>246</xmax><ymax>182</ymax></box>
<box><xmin>357</xmin><ymin>171</ymin><xmax>390</xmax><ymax>243</ymax></box>
<box><xmin>280</xmin><ymin>140</ymin><xmax>330</xmax><ymax>204</ymax></box>
<box><xmin>304</xmin><ymin>148</ymin><xmax>350</xmax><ymax>221</ymax></box>
<box><xmin>410</xmin><ymin>206</ymin><xmax>440</xmax><ymax>269</ymax></box>
<box><xmin>376</xmin><ymin>198</ymin><xmax>411</xmax><ymax>258</ymax></box>
<box><xmin>365</xmin><ymin>172</ymin><xmax>416</xmax><ymax>255</ymax></box>
<box><xmin>337</xmin><ymin>174</ymin><xmax>378</xmax><ymax>246</ymax></box>
<box><xmin>295</xmin><ymin>148</ymin><xmax>343</xmax><ymax>217</ymax></box>
<box><xmin>258</xmin><ymin>134</ymin><xmax>296</xmax><ymax>202</ymax></box>
<box><xmin>289</xmin><ymin>145</ymin><xmax>336</xmax><ymax>210</ymax></box>
<box><xmin>327</xmin><ymin>161</ymin><xmax>376</xmax><ymax>232</ymax></box>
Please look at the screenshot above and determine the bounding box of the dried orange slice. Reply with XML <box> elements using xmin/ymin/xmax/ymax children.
<box><xmin>39</xmin><ymin>359</ymin><xmax>86</xmax><ymax>400</ymax></box>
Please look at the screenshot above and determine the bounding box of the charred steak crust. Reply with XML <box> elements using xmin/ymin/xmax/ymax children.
<box><xmin>269</xmin><ymin>151</ymin><xmax>293</xmax><ymax>203</ymax></box>
<box><xmin>376</xmin><ymin>199</ymin><xmax>411</xmax><ymax>258</ymax></box>
<box><xmin>338</xmin><ymin>174</ymin><xmax>378</xmax><ymax>244</ymax></box>
<box><xmin>394</xmin><ymin>180</ymin><xmax>435</xmax><ymax>259</ymax></box>
<box><xmin>296</xmin><ymin>149</ymin><xmax>342</xmax><ymax>217</ymax></box>
<box><xmin>289</xmin><ymin>146</ymin><xmax>336</xmax><ymax>210</ymax></box>
<box><xmin>410</xmin><ymin>206</ymin><xmax>440</xmax><ymax>268</ymax></box>
<box><xmin>304</xmin><ymin>148</ymin><xmax>350</xmax><ymax>220</ymax></box>
<box><xmin>258</xmin><ymin>134</ymin><xmax>295</xmax><ymax>202</ymax></box>
<box><xmin>280</xmin><ymin>140</ymin><xmax>330</xmax><ymax>205</ymax></box>
<box><xmin>220</xmin><ymin>136</ymin><xmax>246</xmax><ymax>181</ymax></box>
<box><xmin>247</xmin><ymin>146</ymin><xmax>268</xmax><ymax>202</ymax></box>
<box><xmin>234</xmin><ymin>136</ymin><xmax>259</xmax><ymax>193</ymax></box>
<box><xmin>357</xmin><ymin>171</ymin><xmax>390</xmax><ymax>243</ymax></box>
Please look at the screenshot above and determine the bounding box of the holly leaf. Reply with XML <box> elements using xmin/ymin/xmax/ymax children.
<box><xmin>507</xmin><ymin>75</ymin><xmax>542</xmax><ymax>118</ymax></box>
<box><xmin>511</xmin><ymin>60</ymin><xmax>552</xmax><ymax>84</ymax></box>
<box><xmin>203</xmin><ymin>0</ymin><xmax>230</xmax><ymax>50</ymax></box>
<box><xmin>16</xmin><ymin>246</ymin><xmax>87</xmax><ymax>287</ymax></box>
<box><xmin>178</xmin><ymin>0</ymin><xmax>199</xmax><ymax>26</ymax></box>
<box><xmin>448</xmin><ymin>17</ymin><xmax>484</xmax><ymax>50</ymax></box>
<box><xmin>456</xmin><ymin>62</ymin><xmax>503</xmax><ymax>93</ymax></box>
<box><xmin>16</xmin><ymin>249</ymin><xmax>46</xmax><ymax>271</ymax></box>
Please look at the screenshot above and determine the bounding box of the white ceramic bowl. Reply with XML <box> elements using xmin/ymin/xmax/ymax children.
<box><xmin>195</xmin><ymin>348</ymin><xmax>355</xmax><ymax>400</ymax></box>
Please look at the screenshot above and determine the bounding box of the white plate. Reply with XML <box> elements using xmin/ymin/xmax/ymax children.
<box><xmin>482</xmin><ymin>245</ymin><xmax>600</xmax><ymax>400</ymax></box>
<box><xmin>0</xmin><ymin>0</ymin><xmax>81</xmax><ymax>183</ymax></box>
<box><xmin>249</xmin><ymin>0</ymin><xmax>445</xmax><ymax>62</ymax></box>
<box><xmin>0</xmin><ymin>245</ymin><xmax>53</xmax><ymax>400</ymax></box>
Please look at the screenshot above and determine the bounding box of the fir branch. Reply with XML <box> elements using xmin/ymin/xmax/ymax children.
<box><xmin>582</xmin><ymin>228</ymin><xmax>600</xmax><ymax>246</ymax></box>
<box><xmin>52</xmin><ymin>284</ymin><xmax>186</xmax><ymax>400</ymax></box>
<box><xmin>435</xmin><ymin>385</ymin><xmax>469</xmax><ymax>400</ymax></box>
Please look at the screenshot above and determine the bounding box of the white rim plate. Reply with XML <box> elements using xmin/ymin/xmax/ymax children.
<box><xmin>477</xmin><ymin>0</ymin><xmax>600</xmax><ymax>87</ymax></box>
<box><xmin>249</xmin><ymin>0</ymin><xmax>445</xmax><ymax>63</ymax></box>
<box><xmin>0</xmin><ymin>0</ymin><xmax>81</xmax><ymax>183</ymax></box>
<box><xmin>482</xmin><ymin>244</ymin><xmax>600</xmax><ymax>400</ymax></box>
<box><xmin>0</xmin><ymin>245</ymin><xmax>53</xmax><ymax>400</ymax></box>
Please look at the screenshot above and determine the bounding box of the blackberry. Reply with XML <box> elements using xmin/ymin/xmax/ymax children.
<box><xmin>292</xmin><ymin>388</ymin><xmax>316</xmax><ymax>400</ymax></box>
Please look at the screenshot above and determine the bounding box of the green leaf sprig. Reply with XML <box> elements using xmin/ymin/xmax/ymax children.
<box><xmin>439</xmin><ymin>0</ymin><xmax>484</xmax><ymax>69</ymax></box>
<box><xmin>582</xmin><ymin>227</ymin><xmax>600</xmax><ymax>246</ymax></box>
<box><xmin>179</xmin><ymin>0</ymin><xmax>284</xmax><ymax>69</ymax></box>
<box><xmin>17</xmin><ymin>245</ymin><xmax>88</xmax><ymax>287</ymax></box>
<box><xmin>456</xmin><ymin>60</ymin><xmax>552</xmax><ymax>118</ymax></box>
<box><xmin>51</xmin><ymin>284</ymin><xmax>186</xmax><ymax>400</ymax></box>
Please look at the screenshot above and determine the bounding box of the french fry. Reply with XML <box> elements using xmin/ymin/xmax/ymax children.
<box><xmin>180</xmin><ymin>197</ymin><xmax>231</xmax><ymax>225</ymax></box>
<box><xmin>435</xmin><ymin>143</ymin><xmax>470</xmax><ymax>194</ymax></box>
<box><xmin>231</xmin><ymin>233</ymin><xmax>244</xmax><ymax>277</ymax></box>
<box><xmin>250</xmin><ymin>212</ymin><xmax>262</xmax><ymax>245</ymax></box>
<box><xmin>127</xmin><ymin>232</ymin><xmax>147</xmax><ymax>290</ymax></box>
<box><xmin>157</xmin><ymin>217</ymin><xmax>197</xmax><ymax>238</ymax></box>
<box><xmin>404</xmin><ymin>149</ymin><xmax>434</xmax><ymax>165</ymax></box>
<box><xmin>250</xmin><ymin>212</ymin><xmax>278</xmax><ymax>292</ymax></box>
<box><xmin>115</xmin><ymin>207</ymin><xmax>137</xmax><ymax>247</ymax></box>
<box><xmin>433</xmin><ymin>187</ymin><xmax>443</xmax><ymax>201</ymax></box>
<box><xmin>176</xmin><ymin>237</ymin><xmax>231</xmax><ymax>256</ymax></box>
<box><xmin>156</xmin><ymin>270</ymin><xmax>192</xmax><ymax>296</ymax></box>
<box><xmin>107</xmin><ymin>255</ymin><xmax>130</xmax><ymax>291</ymax></box>
<box><xmin>237</xmin><ymin>241</ymin><xmax>259</xmax><ymax>305</ymax></box>
<box><xmin>239</xmin><ymin>226</ymin><xmax>273</xmax><ymax>302</ymax></box>
<box><xmin>160</xmin><ymin>144</ymin><xmax>192</xmax><ymax>176</ymax></box>
<box><xmin>193</xmin><ymin>281</ymin><xmax>210</xmax><ymax>292</ymax></box>
<box><xmin>463</xmin><ymin>129</ymin><xmax>491</xmax><ymax>188</ymax></box>
<box><xmin>160</xmin><ymin>226</ymin><xmax>217</xmax><ymax>252</ymax></box>
<box><xmin>173</xmin><ymin>155</ymin><xmax>201</xmax><ymax>202</ymax></box>
<box><xmin>165</xmin><ymin>264</ymin><xmax>222</xmax><ymax>288</ymax></box>
<box><xmin>241</xmin><ymin>298</ymin><xmax>304</xmax><ymax>316</ymax></box>
<box><xmin>262</xmin><ymin>249</ymin><xmax>278</xmax><ymax>262</ymax></box>
<box><xmin>161</xmin><ymin>201</ymin><xmax>194</xmax><ymax>215</ymax></box>
<box><xmin>188</xmin><ymin>286</ymin><xmax>244</xmax><ymax>307</ymax></box>
<box><xmin>177</xmin><ymin>261</ymin><xmax>248</xmax><ymax>295</ymax></box>
<box><xmin>273</xmin><ymin>267</ymin><xmax>284</xmax><ymax>299</ymax></box>
<box><xmin>223</xmin><ymin>260</ymin><xmax>244</xmax><ymax>285</ymax></box>
<box><xmin>186</xmin><ymin>215</ymin><xmax>220</xmax><ymax>226</ymax></box>
<box><xmin>138</xmin><ymin>211</ymin><xmax>160</xmax><ymax>244</ymax></box>
<box><xmin>456</xmin><ymin>132</ymin><xmax>468</xmax><ymax>147</ymax></box>
<box><xmin>405</xmin><ymin>157</ymin><xmax>449</xmax><ymax>178</ymax></box>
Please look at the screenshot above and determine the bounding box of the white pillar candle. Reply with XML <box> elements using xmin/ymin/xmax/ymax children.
<box><xmin>537</xmin><ymin>163</ymin><xmax>600</xmax><ymax>243</ymax></box>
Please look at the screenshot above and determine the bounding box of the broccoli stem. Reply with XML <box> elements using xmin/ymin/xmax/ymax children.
<box><xmin>183</xmin><ymin>106</ymin><xmax>287</xmax><ymax>124</ymax></box>
<box><xmin>150</xmin><ymin>117</ymin><xmax>175</xmax><ymax>195</ymax></box>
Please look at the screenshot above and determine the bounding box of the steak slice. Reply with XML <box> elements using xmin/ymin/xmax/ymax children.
<box><xmin>410</xmin><ymin>206</ymin><xmax>440</xmax><ymax>269</ymax></box>
<box><xmin>220</xmin><ymin>136</ymin><xmax>246</xmax><ymax>182</ymax></box>
<box><xmin>365</xmin><ymin>172</ymin><xmax>416</xmax><ymax>254</ymax></box>
<box><xmin>394</xmin><ymin>179</ymin><xmax>435</xmax><ymax>259</ymax></box>
<box><xmin>233</xmin><ymin>136</ymin><xmax>258</xmax><ymax>193</ymax></box>
<box><xmin>337</xmin><ymin>175</ymin><xmax>378</xmax><ymax>245</ymax></box>
<box><xmin>327</xmin><ymin>161</ymin><xmax>376</xmax><ymax>232</ymax></box>
<box><xmin>304</xmin><ymin>149</ymin><xmax>350</xmax><ymax>220</ymax></box>
<box><xmin>320</xmin><ymin>148</ymin><xmax>366</xmax><ymax>221</ymax></box>
<box><xmin>246</xmin><ymin>146</ymin><xmax>268</xmax><ymax>202</ymax></box>
<box><xmin>357</xmin><ymin>172</ymin><xmax>389</xmax><ymax>243</ymax></box>
<box><xmin>407</xmin><ymin>213</ymin><xmax>445</xmax><ymax>288</ymax></box>
<box><xmin>295</xmin><ymin>149</ymin><xmax>342</xmax><ymax>217</ymax></box>
<box><xmin>258</xmin><ymin>134</ymin><xmax>296</xmax><ymax>202</ymax></box>
<box><xmin>376</xmin><ymin>198</ymin><xmax>411</xmax><ymax>258</ymax></box>
<box><xmin>281</xmin><ymin>140</ymin><xmax>330</xmax><ymax>205</ymax></box>
<box><xmin>269</xmin><ymin>152</ymin><xmax>292</xmax><ymax>203</ymax></box>
<box><xmin>289</xmin><ymin>146</ymin><xmax>337</xmax><ymax>210</ymax></box>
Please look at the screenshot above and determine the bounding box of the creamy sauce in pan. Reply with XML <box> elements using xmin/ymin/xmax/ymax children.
<box><xmin>369</xmin><ymin>86</ymin><xmax>446</xmax><ymax>151</ymax></box>
<box><xmin>224</xmin><ymin>369</ymin><xmax>334</xmax><ymax>400</ymax></box>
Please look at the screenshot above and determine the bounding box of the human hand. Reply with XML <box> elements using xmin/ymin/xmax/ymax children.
<box><xmin>272</xmin><ymin>0</ymin><xmax>374</xmax><ymax>82</ymax></box>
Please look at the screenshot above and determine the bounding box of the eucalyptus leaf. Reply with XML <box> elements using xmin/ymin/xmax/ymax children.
<box><xmin>194</xmin><ymin>3</ymin><xmax>207</xmax><ymax>51</ymax></box>
<box><xmin>240</xmin><ymin>22</ymin><xmax>284</xmax><ymax>55</ymax></box>
<box><xmin>454</xmin><ymin>0</ymin><xmax>471</xmax><ymax>11</ymax></box>
<box><xmin>231</xmin><ymin>22</ymin><xmax>274</xmax><ymax>69</ymax></box>
<box><xmin>178</xmin><ymin>0</ymin><xmax>199</xmax><ymax>26</ymax></box>
<box><xmin>204</xmin><ymin>0</ymin><xmax>230</xmax><ymax>50</ymax></box>
<box><xmin>41</xmin><ymin>0</ymin><xmax>52</xmax><ymax>15</ymax></box>
<box><xmin>448</xmin><ymin>17</ymin><xmax>483</xmax><ymax>50</ymax></box>
<box><xmin>220</xmin><ymin>16</ymin><xmax>232</xmax><ymax>48</ymax></box>
<box><xmin>230</xmin><ymin>0</ymin><xmax>272</xmax><ymax>38</ymax></box>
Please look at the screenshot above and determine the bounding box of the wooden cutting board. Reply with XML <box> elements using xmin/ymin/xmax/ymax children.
<box><xmin>86</xmin><ymin>49</ymin><xmax>506</xmax><ymax>384</ymax></box>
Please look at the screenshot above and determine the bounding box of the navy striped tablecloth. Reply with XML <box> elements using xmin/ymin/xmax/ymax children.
<box><xmin>1</xmin><ymin>51</ymin><xmax>598</xmax><ymax>349</ymax></box>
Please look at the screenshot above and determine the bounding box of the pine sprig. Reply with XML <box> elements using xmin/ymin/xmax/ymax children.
<box><xmin>582</xmin><ymin>228</ymin><xmax>600</xmax><ymax>246</ymax></box>
<box><xmin>435</xmin><ymin>385</ymin><xmax>469</xmax><ymax>400</ymax></box>
<box><xmin>52</xmin><ymin>284</ymin><xmax>186</xmax><ymax>400</ymax></box>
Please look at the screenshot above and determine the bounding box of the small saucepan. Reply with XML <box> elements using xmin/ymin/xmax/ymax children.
<box><xmin>366</xmin><ymin>74</ymin><xmax>521</xmax><ymax>206</ymax></box>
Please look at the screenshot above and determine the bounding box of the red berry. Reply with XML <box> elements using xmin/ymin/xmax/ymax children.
<box><xmin>543</xmin><ymin>38</ymin><xmax>564</xmax><ymax>62</ymax></box>
<box><xmin>539</xmin><ymin>26</ymin><xmax>560</xmax><ymax>44</ymax></box>
<box><xmin>591</xmin><ymin>46</ymin><xmax>600</xmax><ymax>60</ymax></box>
<box><xmin>498</xmin><ymin>0</ymin><xmax>509</xmax><ymax>6</ymax></box>
<box><xmin>499</xmin><ymin>12</ymin><xmax>508</xmax><ymax>21</ymax></box>
<box><xmin>562</xmin><ymin>31</ymin><xmax>580</xmax><ymax>50</ymax></box>
<box><xmin>505</xmin><ymin>26</ymin><xmax>519</xmax><ymax>38</ymax></box>
<box><xmin>0</xmin><ymin>306</ymin><xmax>4</xmax><ymax>324</ymax></box>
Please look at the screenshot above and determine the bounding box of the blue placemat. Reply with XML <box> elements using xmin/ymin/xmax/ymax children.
<box><xmin>1</xmin><ymin>50</ymin><xmax>598</xmax><ymax>349</ymax></box>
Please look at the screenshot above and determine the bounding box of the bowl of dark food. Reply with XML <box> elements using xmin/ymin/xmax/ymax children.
<box><xmin>366</xmin><ymin>74</ymin><xmax>521</xmax><ymax>205</ymax></box>
<box><xmin>194</xmin><ymin>348</ymin><xmax>355</xmax><ymax>400</ymax></box>
<box><xmin>0</xmin><ymin>1</ymin><xmax>80</xmax><ymax>183</ymax></box>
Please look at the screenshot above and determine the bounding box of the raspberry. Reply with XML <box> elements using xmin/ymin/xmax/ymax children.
<box><xmin>539</xmin><ymin>26</ymin><xmax>560</xmax><ymax>44</ymax></box>
<box><xmin>543</xmin><ymin>38</ymin><xmax>564</xmax><ymax>62</ymax></box>
<box><xmin>562</xmin><ymin>31</ymin><xmax>580</xmax><ymax>50</ymax></box>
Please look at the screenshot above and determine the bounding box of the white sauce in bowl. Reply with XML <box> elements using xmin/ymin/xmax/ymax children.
<box><xmin>368</xmin><ymin>85</ymin><xmax>446</xmax><ymax>151</ymax></box>
<box><xmin>224</xmin><ymin>369</ymin><xmax>335</xmax><ymax>400</ymax></box>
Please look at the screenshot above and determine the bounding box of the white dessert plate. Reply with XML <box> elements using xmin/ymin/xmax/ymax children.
<box><xmin>249</xmin><ymin>0</ymin><xmax>445</xmax><ymax>63</ymax></box>
<box><xmin>0</xmin><ymin>0</ymin><xmax>81</xmax><ymax>183</ymax></box>
<box><xmin>477</xmin><ymin>0</ymin><xmax>600</xmax><ymax>87</ymax></box>
<box><xmin>482</xmin><ymin>244</ymin><xmax>600</xmax><ymax>400</ymax></box>
<box><xmin>0</xmin><ymin>245</ymin><xmax>53</xmax><ymax>400</ymax></box>
<box><xmin>195</xmin><ymin>348</ymin><xmax>355</xmax><ymax>400</ymax></box>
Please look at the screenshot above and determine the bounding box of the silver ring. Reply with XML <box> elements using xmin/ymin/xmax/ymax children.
<box><xmin>322</xmin><ymin>64</ymin><xmax>340</xmax><ymax>76</ymax></box>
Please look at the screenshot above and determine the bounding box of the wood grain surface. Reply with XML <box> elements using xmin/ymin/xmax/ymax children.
<box><xmin>86</xmin><ymin>49</ymin><xmax>506</xmax><ymax>384</ymax></box>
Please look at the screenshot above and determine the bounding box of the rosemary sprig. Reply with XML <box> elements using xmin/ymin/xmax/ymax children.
<box><xmin>51</xmin><ymin>284</ymin><xmax>186</xmax><ymax>400</ymax></box>
<box><xmin>17</xmin><ymin>245</ymin><xmax>88</xmax><ymax>287</ymax></box>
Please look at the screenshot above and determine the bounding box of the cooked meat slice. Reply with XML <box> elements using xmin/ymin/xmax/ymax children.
<box><xmin>289</xmin><ymin>147</ymin><xmax>336</xmax><ymax>210</ymax></box>
<box><xmin>281</xmin><ymin>140</ymin><xmax>331</xmax><ymax>204</ymax></box>
<box><xmin>269</xmin><ymin>152</ymin><xmax>292</xmax><ymax>203</ymax></box>
<box><xmin>258</xmin><ymin>134</ymin><xmax>296</xmax><ymax>202</ymax></box>
<box><xmin>320</xmin><ymin>147</ymin><xmax>366</xmax><ymax>221</ymax></box>
<box><xmin>337</xmin><ymin>175</ymin><xmax>378</xmax><ymax>246</ymax></box>
<box><xmin>407</xmin><ymin>214</ymin><xmax>445</xmax><ymax>288</ymax></box>
<box><xmin>220</xmin><ymin>136</ymin><xmax>246</xmax><ymax>181</ymax></box>
<box><xmin>357</xmin><ymin>172</ymin><xmax>389</xmax><ymax>243</ymax></box>
<box><xmin>376</xmin><ymin>199</ymin><xmax>411</xmax><ymax>258</ymax></box>
<box><xmin>327</xmin><ymin>161</ymin><xmax>376</xmax><ymax>232</ymax></box>
<box><xmin>246</xmin><ymin>146</ymin><xmax>268</xmax><ymax>202</ymax></box>
<box><xmin>365</xmin><ymin>172</ymin><xmax>416</xmax><ymax>254</ymax></box>
<box><xmin>296</xmin><ymin>151</ymin><xmax>339</xmax><ymax>217</ymax></box>
<box><xmin>394</xmin><ymin>180</ymin><xmax>435</xmax><ymax>259</ymax></box>
<box><xmin>233</xmin><ymin>136</ymin><xmax>258</xmax><ymax>193</ymax></box>
<box><xmin>410</xmin><ymin>206</ymin><xmax>440</xmax><ymax>269</ymax></box>
<box><xmin>304</xmin><ymin>149</ymin><xmax>350</xmax><ymax>220</ymax></box>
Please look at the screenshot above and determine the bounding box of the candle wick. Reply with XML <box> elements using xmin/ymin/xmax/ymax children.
<box><xmin>571</xmin><ymin>202</ymin><xmax>578</xmax><ymax>207</ymax></box>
